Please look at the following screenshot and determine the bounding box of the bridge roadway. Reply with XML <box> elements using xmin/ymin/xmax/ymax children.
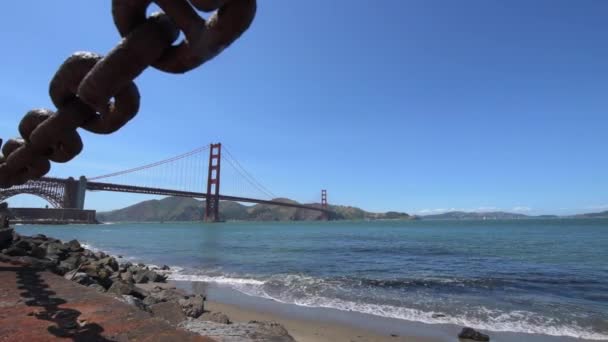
<box><xmin>85</xmin><ymin>180</ymin><xmax>329</xmax><ymax>214</ymax></box>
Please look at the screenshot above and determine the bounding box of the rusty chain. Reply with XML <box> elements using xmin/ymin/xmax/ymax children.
<box><xmin>0</xmin><ymin>0</ymin><xmax>256</xmax><ymax>188</ymax></box>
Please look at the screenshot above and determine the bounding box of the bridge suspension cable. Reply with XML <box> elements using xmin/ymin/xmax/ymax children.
<box><xmin>222</xmin><ymin>146</ymin><xmax>277</xmax><ymax>199</ymax></box>
<box><xmin>88</xmin><ymin>146</ymin><xmax>209</xmax><ymax>181</ymax></box>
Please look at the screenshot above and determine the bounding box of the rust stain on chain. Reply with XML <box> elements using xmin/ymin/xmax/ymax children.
<box><xmin>0</xmin><ymin>0</ymin><xmax>256</xmax><ymax>188</ymax></box>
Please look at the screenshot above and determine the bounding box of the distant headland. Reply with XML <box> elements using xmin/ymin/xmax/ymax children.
<box><xmin>96</xmin><ymin>196</ymin><xmax>608</xmax><ymax>223</ymax></box>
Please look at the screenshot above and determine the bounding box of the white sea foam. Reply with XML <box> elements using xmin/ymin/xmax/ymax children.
<box><xmin>168</xmin><ymin>273</ymin><xmax>265</xmax><ymax>286</ymax></box>
<box><xmin>80</xmin><ymin>242</ymin><xmax>99</xmax><ymax>252</ymax></box>
<box><xmin>168</xmin><ymin>270</ymin><xmax>608</xmax><ymax>341</ymax></box>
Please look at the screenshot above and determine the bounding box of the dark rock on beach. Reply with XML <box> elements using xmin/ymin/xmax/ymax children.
<box><xmin>150</xmin><ymin>301</ymin><xmax>187</xmax><ymax>325</ymax></box>
<box><xmin>179</xmin><ymin>294</ymin><xmax>205</xmax><ymax>318</ymax></box>
<box><xmin>458</xmin><ymin>327</ymin><xmax>490</xmax><ymax>341</ymax></box>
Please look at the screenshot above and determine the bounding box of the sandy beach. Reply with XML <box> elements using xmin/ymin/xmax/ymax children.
<box><xmin>205</xmin><ymin>299</ymin><xmax>438</xmax><ymax>342</ymax></box>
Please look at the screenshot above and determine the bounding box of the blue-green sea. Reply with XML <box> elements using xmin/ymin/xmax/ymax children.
<box><xmin>16</xmin><ymin>219</ymin><xmax>608</xmax><ymax>340</ymax></box>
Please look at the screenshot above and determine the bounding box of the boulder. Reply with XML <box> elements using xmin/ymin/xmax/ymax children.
<box><xmin>66</xmin><ymin>239</ymin><xmax>82</xmax><ymax>252</ymax></box>
<box><xmin>82</xmin><ymin>249</ymin><xmax>96</xmax><ymax>259</ymax></box>
<box><xmin>120</xmin><ymin>295</ymin><xmax>148</xmax><ymax>311</ymax></box>
<box><xmin>96</xmin><ymin>268</ymin><xmax>114</xmax><ymax>288</ymax></box>
<box><xmin>58</xmin><ymin>256</ymin><xmax>80</xmax><ymax>273</ymax></box>
<box><xmin>161</xmin><ymin>265</ymin><xmax>170</xmax><ymax>271</ymax></box>
<box><xmin>147</xmin><ymin>287</ymin><xmax>184</xmax><ymax>303</ymax></box>
<box><xmin>108</xmin><ymin>281</ymin><xmax>136</xmax><ymax>296</ymax></box>
<box><xmin>15</xmin><ymin>239</ymin><xmax>33</xmax><ymax>251</ymax></box>
<box><xmin>146</xmin><ymin>270</ymin><xmax>166</xmax><ymax>282</ymax></box>
<box><xmin>64</xmin><ymin>270</ymin><xmax>94</xmax><ymax>286</ymax></box>
<box><xmin>46</xmin><ymin>242</ymin><xmax>69</xmax><ymax>259</ymax></box>
<box><xmin>0</xmin><ymin>228</ymin><xmax>13</xmax><ymax>249</ymax></box>
<box><xmin>88</xmin><ymin>283</ymin><xmax>106</xmax><ymax>293</ymax></box>
<box><xmin>120</xmin><ymin>271</ymin><xmax>134</xmax><ymax>283</ymax></box>
<box><xmin>200</xmin><ymin>311</ymin><xmax>231</xmax><ymax>324</ymax></box>
<box><xmin>107</xmin><ymin>280</ymin><xmax>149</xmax><ymax>299</ymax></box>
<box><xmin>179</xmin><ymin>295</ymin><xmax>205</xmax><ymax>318</ymax></box>
<box><xmin>150</xmin><ymin>301</ymin><xmax>187</xmax><ymax>326</ymax></box>
<box><xmin>458</xmin><ymin>327</ymin><xmax>490</xmax><ymax>341</ymax></box>
<box><xmin>133</xmin><ymin>271</ymin><xmax>149</xmax><ymax>284</ymax></box>
<box><xmin>29</xmin><ymin>246</ymin><xmax>47</xmax><ymax>259</ymax></box>
<box><xmin>98</xmin><ymin>257</ymin><xmax>119</xmax><ymax>272</ymax></box>
<box><xmin>3</xmin><ymin>246</ymin><xmax>27</xmax><ymax>257</ymax></box>
<box><xmin>142</xmin><ymin>295</ymin><xmax>161</xmax><ymax>306</ymax></box>
<box><xmin>94</xmin><ymin>251</ymin><xmax>107</xmax><ymax>259</ymax></box>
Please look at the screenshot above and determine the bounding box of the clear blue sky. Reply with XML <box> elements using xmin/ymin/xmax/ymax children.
<box><xmin>1</xmin><ymin>1</ymin><xmax>606</xmax><ymax>215</ymax></box>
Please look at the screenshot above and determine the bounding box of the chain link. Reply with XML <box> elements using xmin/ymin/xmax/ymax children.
<box><xmin>0</xmin><ymin>0</ymin><xmax>256</xmax><ymax>188</ymax></box>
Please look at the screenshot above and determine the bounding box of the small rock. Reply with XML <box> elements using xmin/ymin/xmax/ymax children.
<box><xmin>161</xmin><ymin>265</ymin><xmax>170</xmax><ymax>271</ymax></box>
<box><xmin>117</xmin><ymin>255</ymin><xmax>123</xmax><ymax>258</ymax></box>
<box><xmin>179</xmin><ymin>294</ymin><xmax>205</xmax><ymax>318</ymax></box>
<box><xmin>150</xmin><ymin>301</ymin><xmax>187</xmax><ymax>326</ymax></box>
<box><xmin>458</xmin><ymin>327</ymin><xmax>490</xmax><ymax>341</ymax></box>
<box><xmin>432</xmin><ymin>313</ymin><xmax>446</xmax><ymax>318</ymax></box>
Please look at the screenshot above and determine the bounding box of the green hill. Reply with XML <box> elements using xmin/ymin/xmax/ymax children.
<box><xmin>96</xmin><ymin>196</ymin><xmax>413</xmax><ymax>222</ymax></box>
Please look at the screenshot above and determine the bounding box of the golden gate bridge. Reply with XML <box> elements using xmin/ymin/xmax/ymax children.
<box><xmin>0</xmin><ymin>143</ymin><xmax>331</xmax><ymax>222</ymax></box>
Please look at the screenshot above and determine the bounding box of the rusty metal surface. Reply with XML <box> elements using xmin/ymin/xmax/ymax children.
<box><xmin>0</xmin><ymin>261</ymin><xmax>214</xmax><ymax>341</ymax></box>
<box><xmin>0</xmin><ymin>0</ymin><xmax>256</xmax><ymax>188</ymax></box>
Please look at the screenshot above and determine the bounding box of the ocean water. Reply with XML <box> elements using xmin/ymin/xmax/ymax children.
<box><xmin>16</xmin><ymin>219</ymin><xmax>608</xmax><ymax>340</ymax></box>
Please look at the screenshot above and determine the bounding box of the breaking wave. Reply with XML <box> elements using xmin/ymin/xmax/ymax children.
<box><xmin>167</xmin><ymin>269</ymin><xmax>608</xmax><ymax>340</ymax></box>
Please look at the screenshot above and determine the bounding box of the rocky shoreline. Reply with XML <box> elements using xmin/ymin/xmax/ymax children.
<box><xmin>0</xmin><ymin>228</ymin><xmax>295</xmax><ymax>341</ymax></box>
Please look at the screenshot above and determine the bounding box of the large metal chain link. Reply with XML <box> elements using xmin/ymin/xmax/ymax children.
<box><xmin>0</xmin><ymin>0</ymin><xmax>256</xmax><ymax>188</ymax></box>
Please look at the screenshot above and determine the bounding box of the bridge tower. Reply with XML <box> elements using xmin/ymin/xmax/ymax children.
<box><xmin>321</xmin><ymin>189</ymin><xmax>328</xmax><ymax>220</ymax></box>
<box><xmin>62</xmin><ymin>177</ymin><xmax>87</xmax><ymax>209</ymax></box>
<box><xmin>321</xmin><ymin>190</ymin><xmax>328</xmax><ymax>209</ymax></box>
<box><xmin>204</xmin><ymin>143</ymin><xmax>221</xmax><ymax>222</ymax></box>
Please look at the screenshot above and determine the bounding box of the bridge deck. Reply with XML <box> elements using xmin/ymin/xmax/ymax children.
<box><xmin>86</xmin><ymin>181</ymin><xmax>329</xmax><ymax>213</ymax></box>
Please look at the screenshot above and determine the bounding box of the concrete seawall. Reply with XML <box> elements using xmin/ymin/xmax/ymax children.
<box><xmin>10</xmin><ymin>208</ymin><xmax>97</xmax><ymax>224</ymax></box>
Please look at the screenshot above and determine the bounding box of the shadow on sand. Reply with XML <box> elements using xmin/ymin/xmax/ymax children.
<box><xmin>1</xmin><ymin>263</ymin><xmax>114</xmax><ymax>342</ymax></box>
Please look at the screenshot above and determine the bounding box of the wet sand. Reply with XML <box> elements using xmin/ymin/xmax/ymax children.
<box><xmin>206</xmin><ymin>299</ymin><xmax>438</xmax><ymax>342</ymax></box>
